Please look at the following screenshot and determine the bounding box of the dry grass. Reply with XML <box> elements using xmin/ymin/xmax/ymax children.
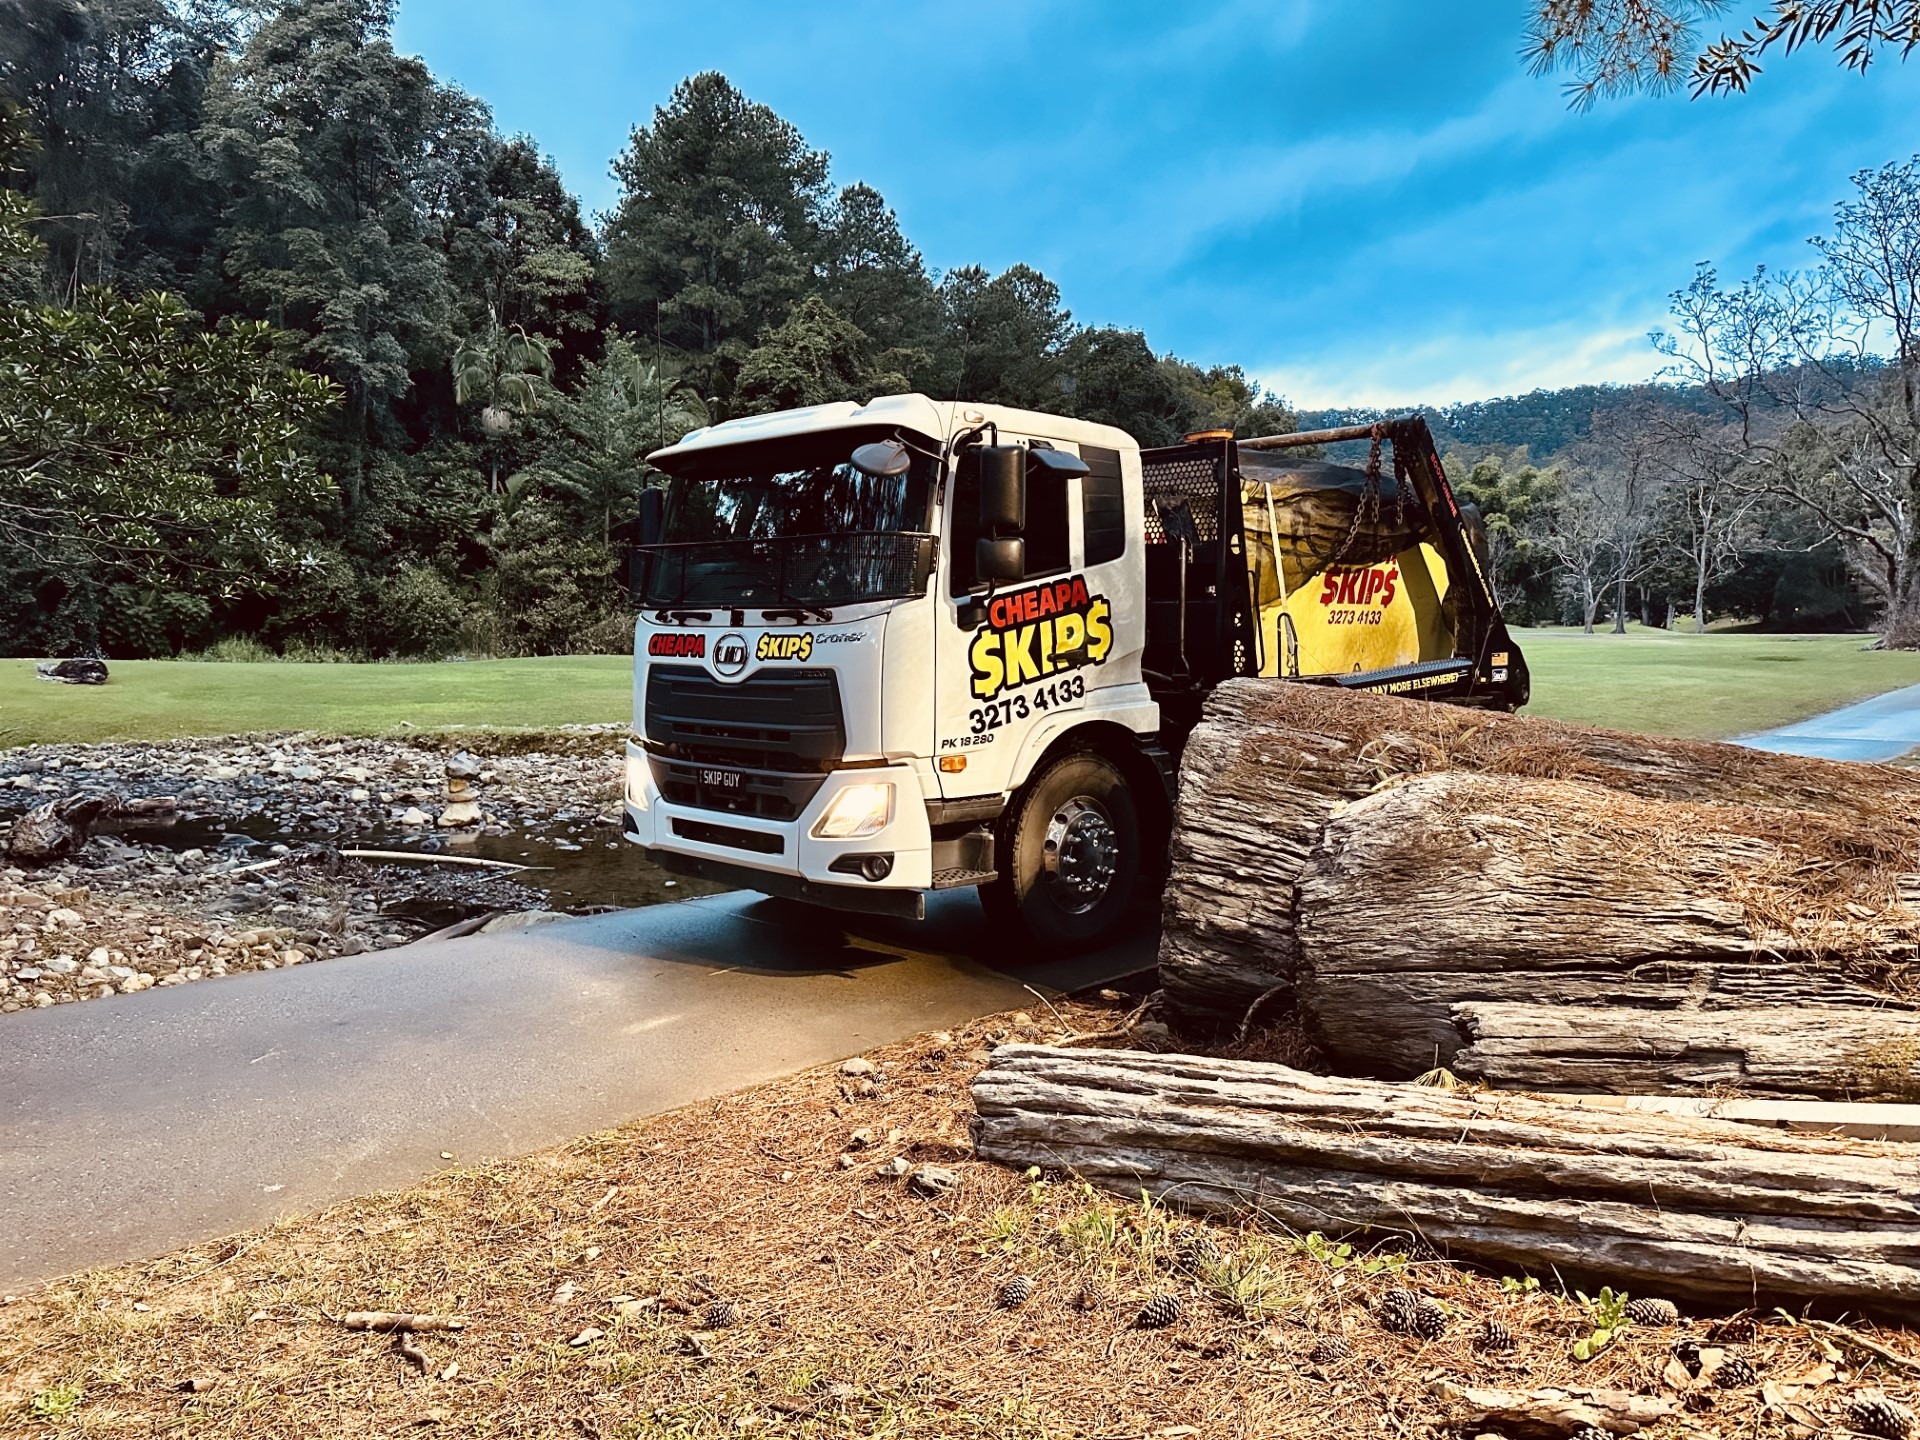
<box><xmin>3</xmin><ymin>1001</ymin><xmax>1916</xmax><ymax>1439</ymax></box>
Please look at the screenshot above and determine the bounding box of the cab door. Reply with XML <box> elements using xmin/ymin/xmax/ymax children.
<box><xmin>933</xmin><ymin>436</ymin><xmax>1141</xmax><ymax>801</ymax></box>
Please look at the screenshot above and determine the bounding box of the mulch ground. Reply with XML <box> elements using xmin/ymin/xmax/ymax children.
<box><xmin>2</xmin><ymin>997</ymin><xmax>1915</xmax><ymax>1439</ymax></box>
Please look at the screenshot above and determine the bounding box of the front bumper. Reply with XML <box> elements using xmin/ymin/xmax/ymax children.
<box><xmin>622</xmin><ymin>740</ymin><xmax>934</xmax><ymax>913</ymax></box>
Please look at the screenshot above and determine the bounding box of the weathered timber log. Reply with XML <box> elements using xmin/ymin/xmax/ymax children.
<box><xmin>1160</xmin><ymin>680</ymin><xmax>1920</xmax><ymax>1047</ymax></box>
<box><xmin>1294</xmin><ymin>768</ymin><xmax>1920</xmax><ymax>1076</ymax></box>
<box><xmin>3</xmin><ymin>791</ymin><xmax>177</xmax><ymax>866</ymax></box>
<box><xmin>1429</xmin><ymin>1380</ymin><xmax>1675</xmax><ymax>1440</ymax></box>
<box><xmin>5</xmin><ymin>793</ymin><xmax>123</xmax><ymax>865</ymax></box>
<box><xmin>1451</xmin><ymin>1000</ymin><xmax>1920</xmax><ymax>1100</ymax></box>
<box><xmin>972</xmin><ymin>1045</ymin><xmax>1920</xmax><ymax>1312</ymax></box>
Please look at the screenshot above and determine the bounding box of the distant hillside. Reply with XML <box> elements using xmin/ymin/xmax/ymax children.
<box><xmin>1296</xmin><ymin>382</ymin><xmax>1716</xmax><ymax>462</ymax></box>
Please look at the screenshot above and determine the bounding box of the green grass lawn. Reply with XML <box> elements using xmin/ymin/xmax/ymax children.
<box><xmin>6</xmin><ymin>631</ymin><xmax>1920</xmax><ymax>748</ymax></box>
<box><xmin>1517</xmin><ymin>627</ymin><xmax>1920</xmax><ymax>739</ymax></box>
<box><xmin>1</xmin><ymin>656</ymin><xmax>634</xmax><ymax>747</ymax></box>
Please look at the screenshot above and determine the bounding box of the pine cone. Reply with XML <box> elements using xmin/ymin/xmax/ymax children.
<box><xmin>1671</xmin><ymin>1338</ymin><xmax>1703</xmax><ymax>1377</ymax></box>
<box><xmin>1176</xmin><ymin>1230</ymin><xmax>1223</xmax><ymax>1271</ymax></box>
<box><xmin>1568</xmin><ymin>1427</ymin><xmax>1612</xmax><ymax>1440</ymax></box>
<box><xmin>1624</xmin><ymin>1297</ymin><xmax>1680</xmax><ymax>1327</ymax></box>
<box><xmin>1069</xmin><ymin>1279</ymin><xmax>1107</xmax><ymax>1312</ymax></box>
<box><xmin>1714</xmin><ymin>1355</ymin><xmax>1757</xmax><ymax>1388</ymax></box>
<box><xmin>1307</xmin><ymin>1334</ymin><xmax>1351</xmax><ymax>1365</ymax></box>
<box><xmin>1847</xmin><ymin>1391</ymin><xmax>1919</xmax><ymax>1440</ymax></box>
<box><xmin>703</xmin><ymin>1299</ymin><xmax>740</xmax><ymax>1330</ymax></box>
<box><xmin>1409</xmin><ymin>1297</ymin><xmax>1448</xmax><ymax>1341</ymax></box>
<box><xmin>1473</xmin><ymin>1316</ymin><xmax>1516</xmax><ymax>1351</ymax></box>
<box><xmin>1374</xmin><ymin>1287</ymin><xmax>1420</xmax><ymax>1334</ymax></box>
<box><xmin>1133</xmin><ymin>1293</ymin><xmax>1182</xmax><ymax>1330</ymax></box>
<box><xmin>996</xmin><ymin>1276</ymin><xmax>1034</xmax><ymax>1310</ymax></box>
<box><xmin>1708</xmin><ymin>1314</ymin><xmax>1757</xmax><ymax>1344</ymax></box>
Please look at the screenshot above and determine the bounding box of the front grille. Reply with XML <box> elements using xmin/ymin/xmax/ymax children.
<box><xmin>645</xmin><ymin>665</ymin><xmax>845</xmax><ymax>820</ymax></box>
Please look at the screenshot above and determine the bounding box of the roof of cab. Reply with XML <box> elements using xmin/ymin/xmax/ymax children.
<box><xmin>647</xmin><ymin>393</ymin><xmax>1140</xmax><ymax>467</ymax></box>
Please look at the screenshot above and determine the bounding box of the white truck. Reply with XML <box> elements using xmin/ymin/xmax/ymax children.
<box><xmin>621</xmin><ymin>394</ymin><xmax>1527</xmax><ymax>950</ymax></box>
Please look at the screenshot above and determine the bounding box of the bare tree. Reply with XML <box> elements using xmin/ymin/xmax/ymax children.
<box><xmin>1657</xmin><ymin>156</ymin><xmax>1920</xmax><ymax>642</ymax></box>
<box><xmin>1537</xmin><ymin>412</ymin><xmax>1668</xmax><ymax>633</ymax></box>
<box><xmin>1648</xmin><ymin>410</ymin><xmax>1761</xmax><ymax>631</ymax></box>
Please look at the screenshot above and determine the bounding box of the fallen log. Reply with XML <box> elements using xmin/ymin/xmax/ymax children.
<box><xmin>1159</xmin><ymin>682</ymin><xmax>1920</xmax><ymax>1088</ymax></box>
<box><xmin>970</xmin><ymin>1045</ymin><xmax>1920</xmax><ymax>1313</ymax></box>
<box><xmin>1451</xmin><ymin>1000</ymin><xmax>1920</xmax><ymax>1101</ymax></box>
<box><xmin>339</xmin><ymin>1311</ymin><xmax>466</xmax><ymax>1333</ymax></box>
<box><xmin>1430</xmin><ymin>1380</ymin><xmax>1674</xmax><ymax>1439</ymax></box>
<box><xmin>5</xmin><ymin>793</ymin><xmax>123</xmax><ymax>865</ymax></box>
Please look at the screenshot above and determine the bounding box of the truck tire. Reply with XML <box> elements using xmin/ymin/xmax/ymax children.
<box><xmin>981</xmin><ymin>752</ymin><xmax>1143</xmax><ymax>951</ymax></box>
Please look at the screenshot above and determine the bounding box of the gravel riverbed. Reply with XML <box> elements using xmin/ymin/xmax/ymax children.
<box><xmin>0</xmin><ymin>728</ymin><xmax>667</xmax><ymax>1014</ymax></box>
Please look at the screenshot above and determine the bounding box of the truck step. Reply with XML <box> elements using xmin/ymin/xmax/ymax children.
<box><xmin>931</xmin><ymin>868</ymin><xmax>998</xmax><ymax>891</ymax></box>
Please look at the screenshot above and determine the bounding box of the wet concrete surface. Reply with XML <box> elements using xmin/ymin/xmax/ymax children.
<box><xmin>0</xmin><ymin>889</ymin><xmax>1153</xmax><ymax>1290</ymax></box>
<box><xmin>1739</xmin><ymin>681</ymin><xmax>1920</xmax><ymax>762</ymax></box>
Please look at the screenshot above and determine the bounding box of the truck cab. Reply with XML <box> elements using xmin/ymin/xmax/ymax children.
<box><xmin>622</xmin><ymin>394</ymin><xmax>1525</xmax><ymax>950</ymax></box>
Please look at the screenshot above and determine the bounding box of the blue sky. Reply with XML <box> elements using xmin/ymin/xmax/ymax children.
<box><xmin>392</xmin><ymin>1</ymin><xmax>1920</xmax><ymax>409</ymax></box>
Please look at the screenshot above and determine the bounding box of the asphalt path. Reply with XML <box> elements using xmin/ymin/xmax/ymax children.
<box><xmin>0</xmin><ymin>890</ymin><xmax>1152</xmax><ymax>1291</ymax></box>
<box><xmin>1740</xmin><ymin>680</ymin><xmax>1920</xmax><ymax>762</ymax></box>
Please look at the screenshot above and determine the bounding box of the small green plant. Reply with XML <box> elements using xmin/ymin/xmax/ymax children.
<box><xmin>1293</xmin><ymin>1231</ymin><xmax>1353</xmax><ymax>1269</ymax></box>
<box><xmin>1501</xmin><ymin>1274</ymin><xmax>1542</xmax><ymax>1295</ymax></box>
<box><xmin>1292</xmin><ymin>1231</ymin><xmax>1407</xmax><ymax>1275</ymax></box>
<box><xmin>30</xmin><ymin>1383</ymin><xmax>84</xmax><ymax>1420</ymax></box>
<box><xmin>984</xmin><ymin>1204</ymin><xmax>1030</xmax><ymax>1249</ymax></box>
<box><xmin>1196</xmin><ymin>1236</ymin><xmax>1300</xmax><ymax>1321</ymax></box>
<box><xmin>1571</xmin><ymin>1285</ymin><xmax>1632</xmax><ymax>1360</ymax></box>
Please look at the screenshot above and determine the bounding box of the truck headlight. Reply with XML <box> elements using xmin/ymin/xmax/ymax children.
<box><xmin>624</xmin><ymin>746</ymin><xmax>650</xmax><ymax>810</ymax></box>
<box><xmin>812</xmin><ymin>782</ymin><xmax>893</xmax><ymax>840</ymax></box>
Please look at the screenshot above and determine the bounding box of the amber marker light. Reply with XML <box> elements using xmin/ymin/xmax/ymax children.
<box><xmin>939</xmin><ymin>756</ymin><xmax>967</xmax><ymax>773</ymax></box>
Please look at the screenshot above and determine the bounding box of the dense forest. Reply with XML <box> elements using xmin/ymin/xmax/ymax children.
<box><xmin>0</xmin><ymin>0</ymin><xmax>1914</xmax><ymax>657</ymax></box>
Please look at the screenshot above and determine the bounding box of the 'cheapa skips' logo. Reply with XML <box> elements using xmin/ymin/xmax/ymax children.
<box><xmin>968</xmin><ymin>575</ymin><xmax>1113</xmax><ymax>699</ymax></box>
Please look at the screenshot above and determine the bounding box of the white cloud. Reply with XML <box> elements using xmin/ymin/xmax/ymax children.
<box><xmin>1257</xmin><ymin>317</ymin><xmax>1667</xmax><ymax>410</ymax></box>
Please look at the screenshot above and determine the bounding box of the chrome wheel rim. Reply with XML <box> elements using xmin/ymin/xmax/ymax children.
<box><xmin>1041</xmin><ymin>796</ymin><xmax>1119</xmax><ymax>915</ymax></box>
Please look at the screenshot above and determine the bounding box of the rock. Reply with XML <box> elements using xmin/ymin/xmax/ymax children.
<box><xmin>907</xmin><ymin>1165</ymin><xmax>958</xmax><ymax>1199</ymax></box>
<box><xmin>839</xmin><ymin>1058</ymin><xmax>877</xmax><ymax>1077</ymax></box>
<box><xmin>444</xmin><ymin>751</ymin><xmax>483</xmax><ymax>781</ymax></box>
<box><xmin>436</xmin><ymin>802</ymin><xmax>481</xmax><ymax>828</ymax></box>
<box><xmin>877</xmin><ymin>1157</ymin><xmax>911</xmax><ymax>1178</ymax></box>
<box><xmin>34</xmin><ymin>657</ymin><xmax>108</xmax><ymax>685</ymax></box>
<box><xmin>41</xmin><ymin>956</ymin><xmax>77</xmax><ymax>975</ymax></box>
<box><xmin>46</xmin><ymin>908</ymin><xmax>82</xmax><ymax>929</ymax></box>
<box><xmin>208</xmin><ymin>766</ymin><xmax>242</xmax><ymax>782</ymax></box>
<box><xmin>288</xmin><ymin>766</ymin><xmax>321</xmax><ymax>782</ymax></box>
<box><xmin>847</xmin><ymin>1128</ymin><xmax>876</xmax><ymax>1150</ymax></box>
<box><xmin>399</xmin><ymin>808</ymin><xmax>432</xmax><ymax>827</ymax></box>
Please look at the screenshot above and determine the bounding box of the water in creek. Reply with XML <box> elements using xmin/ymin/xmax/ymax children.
<box><xmin>82</xmin><ymin>808</ymin><xmax>728</xmax><ymax>914</ymax></box>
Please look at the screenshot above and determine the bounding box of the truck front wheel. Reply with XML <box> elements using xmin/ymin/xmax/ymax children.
<box><xmin>981</xmin><ymin>753</ymin><xmax>1142</xmax><ymax>950</ymax></box>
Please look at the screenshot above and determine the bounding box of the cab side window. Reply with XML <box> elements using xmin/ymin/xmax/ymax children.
<box><xmin>948</xmin><ymin>449</ymin><xmax>982</xmax><ymax>597</ymax></box>
<box><xmin>1082</xmin><ymin>445</ymin><xmax>1125</xmax><ymax>566</ymax></box>
<box><xmin>1023</xmin><ymin>456</ymin><xmax>1071</xmax><ymax>579</ymax></box>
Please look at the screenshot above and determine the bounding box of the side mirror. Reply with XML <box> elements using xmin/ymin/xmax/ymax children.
<box><xmin>976</xmin><ymin>535</ymin><xmax>1025</xmax><ymax>585</ymax></box>
<box><xmin>636</xmin><ymin>487</ymin><xmax>666</xmax><ymax>548</ymax></box>
<box><xmin>851</xmin><ymin>439</ymin><xmax>912</xmax><ymax>477</ymax></box>
<box><xmin>978</xmin><ymin>445</ymin><xmax>1026</xmax><ymax>535</ymax></box>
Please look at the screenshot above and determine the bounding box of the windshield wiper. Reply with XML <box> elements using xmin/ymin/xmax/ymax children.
<box><xmin>762</xmin><ymin>606</ymin><xmax>832</xmax><ymax>624</ymax></box>
<box><xmin>655</xmin><ymin>608</ymin><xmax>714</xmax><ymax>624</ymax></box>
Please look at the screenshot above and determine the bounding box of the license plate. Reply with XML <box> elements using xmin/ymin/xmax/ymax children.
<box><xmin>699</xmin><ymin>768</ymin><xmax>743</xmax><ymax>789</ymax></box>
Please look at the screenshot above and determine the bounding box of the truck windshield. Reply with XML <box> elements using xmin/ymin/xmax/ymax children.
<box><xmin>639</xmin><ymin>434</ymin><xmax>938</xmax><ymax>609</ymax></box>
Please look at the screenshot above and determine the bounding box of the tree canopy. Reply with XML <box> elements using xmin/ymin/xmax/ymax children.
<box><xmin>1526</xmin><ymin>1</ymin><xmax>1920</xmax><ymax>105</ymax></box>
